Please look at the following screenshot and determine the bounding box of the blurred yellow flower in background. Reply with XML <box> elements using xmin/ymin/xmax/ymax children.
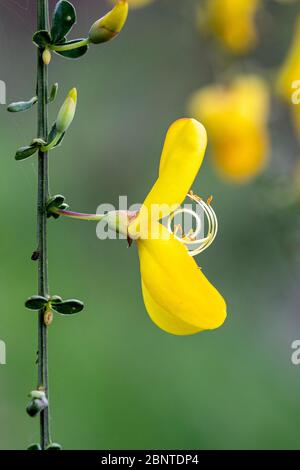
<box><xmin>277</xmin><ymin>17</ymin><xmax>300</xmax><ymax>102</ymax></box>
<box><xmin>276</xmin><ymin>16</ymin><xmax>300</xmax><ymax>138</ymax></box>
<box><xmin>128</xmin><ymin>119</ymin><xmax>227</xmax><ymax>335</ymax></box>
<box><xmin>112</xmin><ymin>0</ymin><xmax>154</xmax><ymax>8</ymax></box>
<box><xmin>198</xmin><ymin>0</ymin><xmax>260</xmax><ymax>54</ymax></box>
<box><xmin>188</xmin><ymin>76</ymin><xmax>270</xmax><ymax>183</ymax></box>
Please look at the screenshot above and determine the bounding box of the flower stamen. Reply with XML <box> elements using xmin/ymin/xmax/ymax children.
<box><xmin>167</xmin><ymin>192</ymin><xmax>218</xmax><ymax>257</ymax></box>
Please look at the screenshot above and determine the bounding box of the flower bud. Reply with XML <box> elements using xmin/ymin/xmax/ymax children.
<box><xmin>56</xmin><ymin>88</ymin><xmax>77</xmax><ymax>134</ymax></box>
<box><xmin>44</xmin><ymin>309</ymin><xmax>54</xmax><ymax>326</ymax></box>
<box><xmin>26</xmin><ymin>392</ymin><xmax>48</xmax><ymax>417</ymax></box>
<box><xmin>88</xmin><ymin>1</ymin><xmax>128</xmax><ymax>45</ymax></box>
<box><xmin>42</xmin><ymin>48</ymin><xmax>52</xmax><ymax>65</ymax></box>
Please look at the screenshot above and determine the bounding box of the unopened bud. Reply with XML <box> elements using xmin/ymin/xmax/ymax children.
<box><xmin>44</xmin><ymin>309</ymin><xmax>53</xmax><ymax>326</ymax></box>
<box><xmin>42</xmin><ymin>48</ymin><xmax>52</xmax><ymax>65</ymax></box>
<box><xmin>88</xmin><ymin>1</ymin><xmax>128</xmax><ymax>45</ymax></box>
<box><xmin>56</xmin><ymin>88</ymin><xmax>77</xmax><ymax>134</ymax></box>
<box><xmin>26</xmin><ymin>391</ymin><xmax>48</xmax><ymax>417</ymax></box>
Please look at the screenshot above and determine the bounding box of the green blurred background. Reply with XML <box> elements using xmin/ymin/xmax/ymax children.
<box><xmin>1</xmin><ymin>0</ymin><xmax>300</xmax><ymax>450</ymax></box>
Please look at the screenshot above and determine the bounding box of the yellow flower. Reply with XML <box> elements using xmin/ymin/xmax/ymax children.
<box><xmin>89</xmin><ymin>1</ymin><xmax>128</xmax><ymax>44</ymax></box>
<box><xmin>277</xmin><ymin>17</ymin><xmax>300</xmax><ymax>102</ymax></box>
<box><xmin>188</xmin><ymin>76</ymin><xmax>270</xmax><ymax>183</ymax></box>
<box><xmin>127</xmin><ymin>119</ymin><xmax>227</xmax><ymax>336</ymax></box>
<box><xmin>276</xmin><ymin>17</ymin><xmax>300</xmax><ymax>138</ymax></box>
<box><xmin>199</xmin><ymin>0</ymin><xmax>260</xmax><ymax>54</ymax></box>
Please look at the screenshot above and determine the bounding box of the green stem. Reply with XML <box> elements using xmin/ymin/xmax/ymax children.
<box><xmin>50</xmin><ymin>38</ymin><xmax>90</xmax><ymax>52</ymax></box>
<box><xmin>50</xmin><ymin>209</ymin><xmax>135</xmax><ymax>238</ymax></box>
<box><xmin>37</xmin><ymin>0</ymin><xmax>50</xmax><ymax>450</ymax></box>
<box><xmin>53</xmin><ymin>208</ymin><xmax>105</xmax><ymax>221</ymax></box>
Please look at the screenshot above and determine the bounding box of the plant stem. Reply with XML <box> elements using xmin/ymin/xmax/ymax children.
<box><xmin>50</xmin><ymin>38</ymin><xmax>90</xmax><ymax>52</ymax></box>
<box><xmin>37</xmin><ymin>0</ymin><xmax>50</xmax><ymax>450</ymax></box>
<box><xmin>54</xmin><ymin>209</ymin><xmax>105</xmax><ymax>221</ymax></box>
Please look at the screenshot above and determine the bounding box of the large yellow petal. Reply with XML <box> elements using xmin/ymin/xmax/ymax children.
<box><xmin>137</xmin><ymin>224</ymin><xmax>226</xmax><ymax>334</ymax></box>
<box><xmin>145</xmin><ymin>118</ymin><xmax>207</xmax><ymax>214</ymax></box>
<box><xmin>129</xmin><ymin>118</ymin><xmax>207</xmax><ymax>239</ymax></box>
<box><xmin>142</xmin><ymin>281</ymin><xmax>203</xmax><ymax>335</ymax></box>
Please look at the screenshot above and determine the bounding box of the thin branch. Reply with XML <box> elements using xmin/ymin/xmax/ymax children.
<box><xmin>36</xmin><ymin>0</ymin><xmax>50</xmax><ymax>450</ymax></box>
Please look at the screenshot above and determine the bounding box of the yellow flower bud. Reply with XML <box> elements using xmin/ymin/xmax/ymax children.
<box><xmin>56</xmin><ymin>88</ymin><xmax>77</xmax><ymax>134</ymax></box>
<box><xmin>42</xmin><ymin>48</ymin><xmax>52</xmax><ymax>65</ymax></box>
<box><xmin>89</xmin><ymin>0</ymin><xmax>128</xmax><ymax>45</ymax></box>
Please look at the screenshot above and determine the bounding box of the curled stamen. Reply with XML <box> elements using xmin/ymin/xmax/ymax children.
<box><xmin>167</xmin><ymin>192</ymin><xmax>218</xmax><ymax>257</ymax></box>
<box><xmin>174</xmin><ymin>224</ymin><xmax>183</xmax><ymax>237</ymax></box>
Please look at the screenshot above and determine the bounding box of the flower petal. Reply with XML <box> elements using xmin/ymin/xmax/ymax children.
<box><xmin>145</xmin><ymin>118</ymin><xmax>207</xmax><ymax>215</ymax></box>
<box><xmin>129</xmin><ymin>118</ymin><xmax>207</xmax><ymax>239</ymax></box>
<box><xmin>141</xmin><ymin>281</ymin><xmax>203</xmax><ymax>335</ymax></box>
<box><xmin>137</xmin><ymin>223</ymin><xmax>226</xmax><ymax>334</ymax></box>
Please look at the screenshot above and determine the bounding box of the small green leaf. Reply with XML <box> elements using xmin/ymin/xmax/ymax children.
<box><xmin>51</xmin><ymin>1</ymin><xmax>76</xmax><ymax>44</ymax></box>
<box><xmin>55</xmin><ymin>39</ymin><xmax>89</xmax><ymax>59</ymax></box>
<box><xmin>15</xmin><ymin>145</ymin><xmax>38</xmax><ymax>161</ymax></box>
<box><xmin>33</xmin><ymin>30</ymin><xmax>51</xmax><ymax>47</ymax></box>
<box><xmin>27</xmin><ymin>444</ymin><xmax>42</xmax><ymax>451</ymax></box>
<box><xmin>7</xmin><ymin>96</ymin><xmax>37</xmax><ymax>113</ymax></box>
<box><xmin>48</xmin><ymin>83</ymin><xmax>59</xmax><ymax>103</ymax></box>
<box><xmin>31</xmin><ymin>138</ymin><xmax>47</xmax><ymax>147</ymax></box>
<box><xmin>46</xmin><ymin>194</ymin><xmax>67</xmax><ymax>219</ymax></box>
<box><xmin>47</xmin><ymin>194</ymin><xmax>65</xmax><ymax>210</ymax></box>
<box><xmin>52</xmin><ymin>299</ymin><xmax>84</xmax><ymax>315</ymax></box>
<box><xmin>46</xmin><ymin>195</ymin><xmax>70</xmax><ymax>218</ymax></box>
<box><xmin>50</xmin><ymin>295</ymin><xmax>63</xmax><ymax>305</ymax></box>
<box><xmin>46</xmin><ymin>443</ymin><xmax>62</xmax><ymax>450</ymax></box>
<box><xmin>56</xmin><ymin>36</ymin><xmax>67</xmax><ymax>45</ymax></box>
<box><xmin>25</xmin><ymin>295</ymin><xmax>48</xmax><ymax>310</ymax></box>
